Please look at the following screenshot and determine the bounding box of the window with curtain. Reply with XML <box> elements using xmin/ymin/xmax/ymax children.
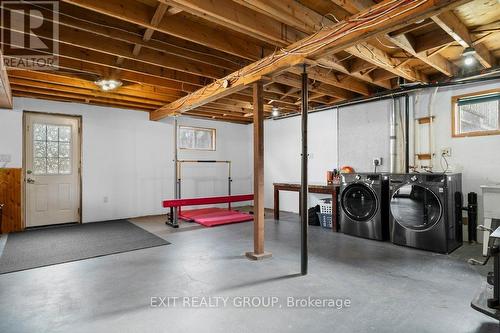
<box><xmin>453</xmin><ymin>91</ymin><xmax>500</xmax><ymax>137</ymax></box>
<box><xmin>178</xmin><ymin>126</ymin><xmax>216</xmax><ymax>150</ymax></box>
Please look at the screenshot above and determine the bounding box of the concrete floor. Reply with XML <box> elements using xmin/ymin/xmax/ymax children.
<box><xmin>0</xmin><ymin>211</ymin><xmax>498</xmax><ymax>333</ymax></box>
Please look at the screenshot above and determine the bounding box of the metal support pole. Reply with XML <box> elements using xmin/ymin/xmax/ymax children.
<box><xmin>228</xmin><ymin>161</ymin><xmax>232</xmax><ymax>210</ymax></box>
<box><xmin>404</xmin><ymin>94</ymin><xmax>410</xmax><ymax>173</ymax></box>
<box><xmin>167</xmin><ymin>117</ymin><xmax>180</xmax><ymax>228</ymax></box>
<box><xmin>301</xmin><ymin>64</ymin><xmax>309</xmax><ymax>276</ymax></box>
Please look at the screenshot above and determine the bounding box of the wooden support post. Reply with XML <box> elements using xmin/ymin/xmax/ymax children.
<box><xmin>300</xmin><ymin>65</ymin><xmax>308</xmax><ymax>275</ymax></box>
<box><xmin>246</xmin><ymin>80</ymin><xmax>271</xmax><ymax>260</ymax></box>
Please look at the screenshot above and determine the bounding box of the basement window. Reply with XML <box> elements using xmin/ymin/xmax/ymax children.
<box><xmin>452</xmin><ymin>90</ymin><xmax>500</xmax><ymax>137</ymax></box>
<box><xmin>178</xmin><ymin>126</ymin><xmax>216</xmax><ymax>151</ymax></box>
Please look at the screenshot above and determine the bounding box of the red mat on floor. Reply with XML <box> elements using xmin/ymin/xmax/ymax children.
<box><xmin>179</xmin><ymin>208</ymin><xmax>253</xmax><ymax>227</ymax></box>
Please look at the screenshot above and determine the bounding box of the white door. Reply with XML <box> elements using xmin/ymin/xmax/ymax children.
<box><xmin>25</xmin><ymin>113</ymin><xmax>81</xmax><ymax>227</ymax></box>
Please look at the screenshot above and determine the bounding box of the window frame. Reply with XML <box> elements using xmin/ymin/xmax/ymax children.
<box><xmin>452</xmin><ymin>89</ymin><xmax>500</xmax><ymax>138</ymax></box>
<box><xmin>178</xmin><ymin>125</ymin><xmax>217</xmax><ymax>151</ymax></box>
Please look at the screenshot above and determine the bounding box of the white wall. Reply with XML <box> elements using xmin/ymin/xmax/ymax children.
<box><xmin>412</xmin><ymin>80</ymin><xmax>500</xmax><ymax>226</ymax></box>
<box><xmin>338</xmin><ymin>99</ymin><xmax>392</xmax><ymax>172</ymax></box>
<box><xmin>0</xmin><ymin>97</ymin><xmax>252</xmax><ymax>223</ymax></box>
<box><xmin>261</xmin><ymin>110</ymin><xmax>337</xmax><ymax>212</ymax></box>
<box><xmin>261</xmin><ymin>79</ymin><xmax>500</xmax><ymax>215</ymax></box>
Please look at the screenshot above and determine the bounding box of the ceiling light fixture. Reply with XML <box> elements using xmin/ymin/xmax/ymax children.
<box><xmin>462</xmin><ymin>47</ymin><xmax>476</xmax><ymax>66</ymax></box>
<box><xmin>95</xmin><ymin>79</ymin><xmax>122</xmax><ymax>92</ymax></box>
<box><xmin>271</xmin><ymin>106</ymin><xmax>280</xmax><ymax>117</ymax></box>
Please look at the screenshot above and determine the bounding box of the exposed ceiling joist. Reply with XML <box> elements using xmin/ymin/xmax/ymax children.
<box><xmin>2</xmin><ymin>25</ymin><xmax>228</xmax><ymax>80</ymax></box>
<box><xmin>160</xmin><ymin>0</ymin><xmax>305</xmax><ymax>46</ymax></box>
<box><xmin>7</xmin><ymin>70</ymin><xmax>182</xmax><ymax>101</ymax></box>
<box><xmin>225</xmin><ymin>0</ymin><xmax>422</xmax><ymax>85</ymax></box>
<box><xmin>62</xmin><ymin>0</ymin><xmax>267</xmax><ymax>60</ymax></box>
<box><xmin>338</xmin><ymin>0</ymin><xmax>456</xmax><ymax>77</ymax></box>
<box><xmin>346</xmin><ymin>43</ymin><xmax>428</xmax><ymax>82</ymax></box>
<box><xmin>151</xmin><ymin>0</ymin><xmax>472</xmax><ymax>121</ymax></box>
<box><xmin>432</xmin><ymin>11</ymin><xmax>496</xmax><ymax>68</ymax></box>
<box><xmin>0</xmin><ymin>50</ymin><xmax>13</xmax><ymax>109</ymax></box>
<box><xmin>132</xmin><ymin>2</ymin><xmax>171</xmax><ymax>57</ymax></box>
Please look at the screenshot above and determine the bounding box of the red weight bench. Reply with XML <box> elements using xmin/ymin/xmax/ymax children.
<box><xmin>163</xmin><ymin>194</ymin><xmax>254</xmax><ymax>228</ymax></box>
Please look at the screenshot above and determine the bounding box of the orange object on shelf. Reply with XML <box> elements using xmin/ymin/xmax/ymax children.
<box><xmin>340</xmin><ymin>166</ymin><xmax>355</xmax><ymax>174</ymax></box>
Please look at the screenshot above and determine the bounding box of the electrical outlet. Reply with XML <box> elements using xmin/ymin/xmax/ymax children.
<box><xmin>441</xmin><ymin>147</ymin><xmax>451</xmax><ymax>157</ymax></box>
<box><xmin>373</xmin><ymin>158</ymin><xmax>383</xmax><ymax>166</ymax></box>
<box><xmin>103</xmin><ymin>196</ymin><xmax>109</xmax><ymax>203</ymax></box>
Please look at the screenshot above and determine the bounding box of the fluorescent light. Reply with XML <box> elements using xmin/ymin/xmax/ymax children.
<box><xmin>95</xmin><ymin>79</ymin><xmax>122</xmax><ymax>91</ymax></box>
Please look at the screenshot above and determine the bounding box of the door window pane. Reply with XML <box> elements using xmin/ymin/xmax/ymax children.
<box><xmin>32</xmin><ymin>123</ymin><xmax>72</xmax><ymax>175</ymax></box>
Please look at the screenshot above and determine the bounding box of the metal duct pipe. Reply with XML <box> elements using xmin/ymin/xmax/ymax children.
<box><xmin>405</xmin><ymin>94</ymin><xmax>410</xmax><ymax>173</ymax></box>
<box><xmin>389</xmin><ymin>97</ymin><xmax>398</xmax><ymax>173</ymax></box>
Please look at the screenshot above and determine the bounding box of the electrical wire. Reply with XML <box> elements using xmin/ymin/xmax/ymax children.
<box><xmin>440</xmin><ymin>153</ymin><xmax>449</xmax><ymax>173</ymax></box>
<box><xmin>25</xmin><ymin>2</ymin><xmax>247</xmax><ymax>68</ymax></box>
<box><xmin>160</xmin><ymin>0</ymin><xmax>428</xmax><ymax>111</ymax></box>
<box><xmin>376</xmin><ymin>37</ymin><xmax>400</xmax><ymax>49</ymax></box>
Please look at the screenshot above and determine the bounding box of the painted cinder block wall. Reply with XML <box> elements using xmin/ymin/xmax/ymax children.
<box><xmin>0</xmin><ymin>97</ymin><xmax>253</xmax><ymax>223</ymax></box>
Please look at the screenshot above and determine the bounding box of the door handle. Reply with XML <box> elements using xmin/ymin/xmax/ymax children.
<box><xmin>27</xmin><ymin>178</ymin><xmax>35</xmax><ymax>184</ymax></box>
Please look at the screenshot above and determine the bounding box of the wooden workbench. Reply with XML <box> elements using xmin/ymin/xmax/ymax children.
<box><xmin>273</xmin><ymin>182</ymin><xmax>340</xmax><ymax>231</ymax></box>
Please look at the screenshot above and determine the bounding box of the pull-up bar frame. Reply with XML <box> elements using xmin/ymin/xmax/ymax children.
<box><xmin>167</xmin><ymin>160</ymin><xmax>233</xmax><ymax>227</ymax></box>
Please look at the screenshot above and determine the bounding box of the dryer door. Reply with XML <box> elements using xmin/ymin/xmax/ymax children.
<box><xmin>341</xmin><ymin>183</ymin><xmax>378</xmax><ymax>222</ymax></box>
<box><xmin>390</xmin><ymin>184</ymin><xmax>442</xmax><ymax>231</ymax></box>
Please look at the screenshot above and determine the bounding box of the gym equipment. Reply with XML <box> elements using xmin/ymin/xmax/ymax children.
<box><xmin>163</xmin><ymin>194</ymin><xmax>254</xmax><ymax>227</ymax></box>
<box><xmin>470</xmin><ymin>225</ymin><xmax>500</xmax><ymax>321</ymax></box>
<box><xmin>166</xmin><ymin>158</ymin><xmax>234</xmax><ymax>228</ymax></box>
<box><xmin>464</xmin><ymin>192</ymin><xmax>478</xmax><ymax>243</ymax></box>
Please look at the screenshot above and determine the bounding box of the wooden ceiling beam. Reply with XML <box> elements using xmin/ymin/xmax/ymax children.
<box><xmin>62</xmin><ymin>0</ymin><xmax>267</xmax><ymax>61</ymax></box>
<box><xmin>389</xmin><ymin>33</ymin><xmax>455</xmax><ymax>76</ymax></box>
<box><xmin>132</xmin><ymin>2</ymin><xmax>170</xmax><ymax>57</ymax></box>
<box><xmin>151</xmin><ymin>0</ymin><xmax>470</xmax><ymax>120</ymax></box>
<box><xmin>3</xmin><ymin>25</ymin><xmax>228</xmax><ymax>80</ymax></box>
<box><xmin>272</xmin><ymin>73</ymin><xmax>357</xmax><ymax>100</ymax></box>
<box><xmin>288</xmin><ymin>65</ymin><xmax>372</xmax><ymax>96</ymax></box>
<box><xmin>2</xmin><ymin>4</ymin><xmax>244</xmax><ymax>72</ymax></box>
<box><xmin>161</xmin><ymin>0</ymin><xmax>304</xmax><ymax>46</ymax></box>
<box><xmin>0</xmin><ymin>50</ymin><xmax>12</xmax><ymax>108</ymax></box>
<box><xmin>1</xmin><ymin>40</ymin><xmax>205</xmax><ymax>90</ymax></box>
<box><xmin>10</xmin><ymin>78</ymin><xmax>167</xmax><ymax>106</ymax></box>
<box><xmin>232</xmin><ymin>0</ymin><xmax>324</xmax><ymax>33</ymax></box>
<box><xmin>345</xmin><ymin>43</ymin><xmax>428</xmax><ymax>82</ymax></box>
<box><xmin>329</xmin><ymin>0</ymin><xmax>377</xmax><ymax>16</ymax></box>
<box><xmin>412</xmin><ymin>28</ymin><xmax>455</xmax><ymax>53</ymax></box>
<box><xmin>316</xmin><ymin>57</ymin><xmax>393</xmax><ymax>89</ymax></box>
<box><xmin>338</xmin><ymin>0</ymin><xmax>455</xmax><ymax>77</ymax></box>
<box><xmin>432</xmin><ymin>11</ymin><xmax>496</xmax><ymax>68</ymax></box>
<box><xmin>12</xmin><ymin>88</ymin><xmax>156</xmax><ymax>111</ymax></box>
<box><xmin>7</xmin><ymin>70</ymin><xmax>182</xmax><ymax>101</ymax></box>
<box><xmin>226</xmin><ymin>0</ymin><xmax>410</xmax><ymax>88</ymax></box>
